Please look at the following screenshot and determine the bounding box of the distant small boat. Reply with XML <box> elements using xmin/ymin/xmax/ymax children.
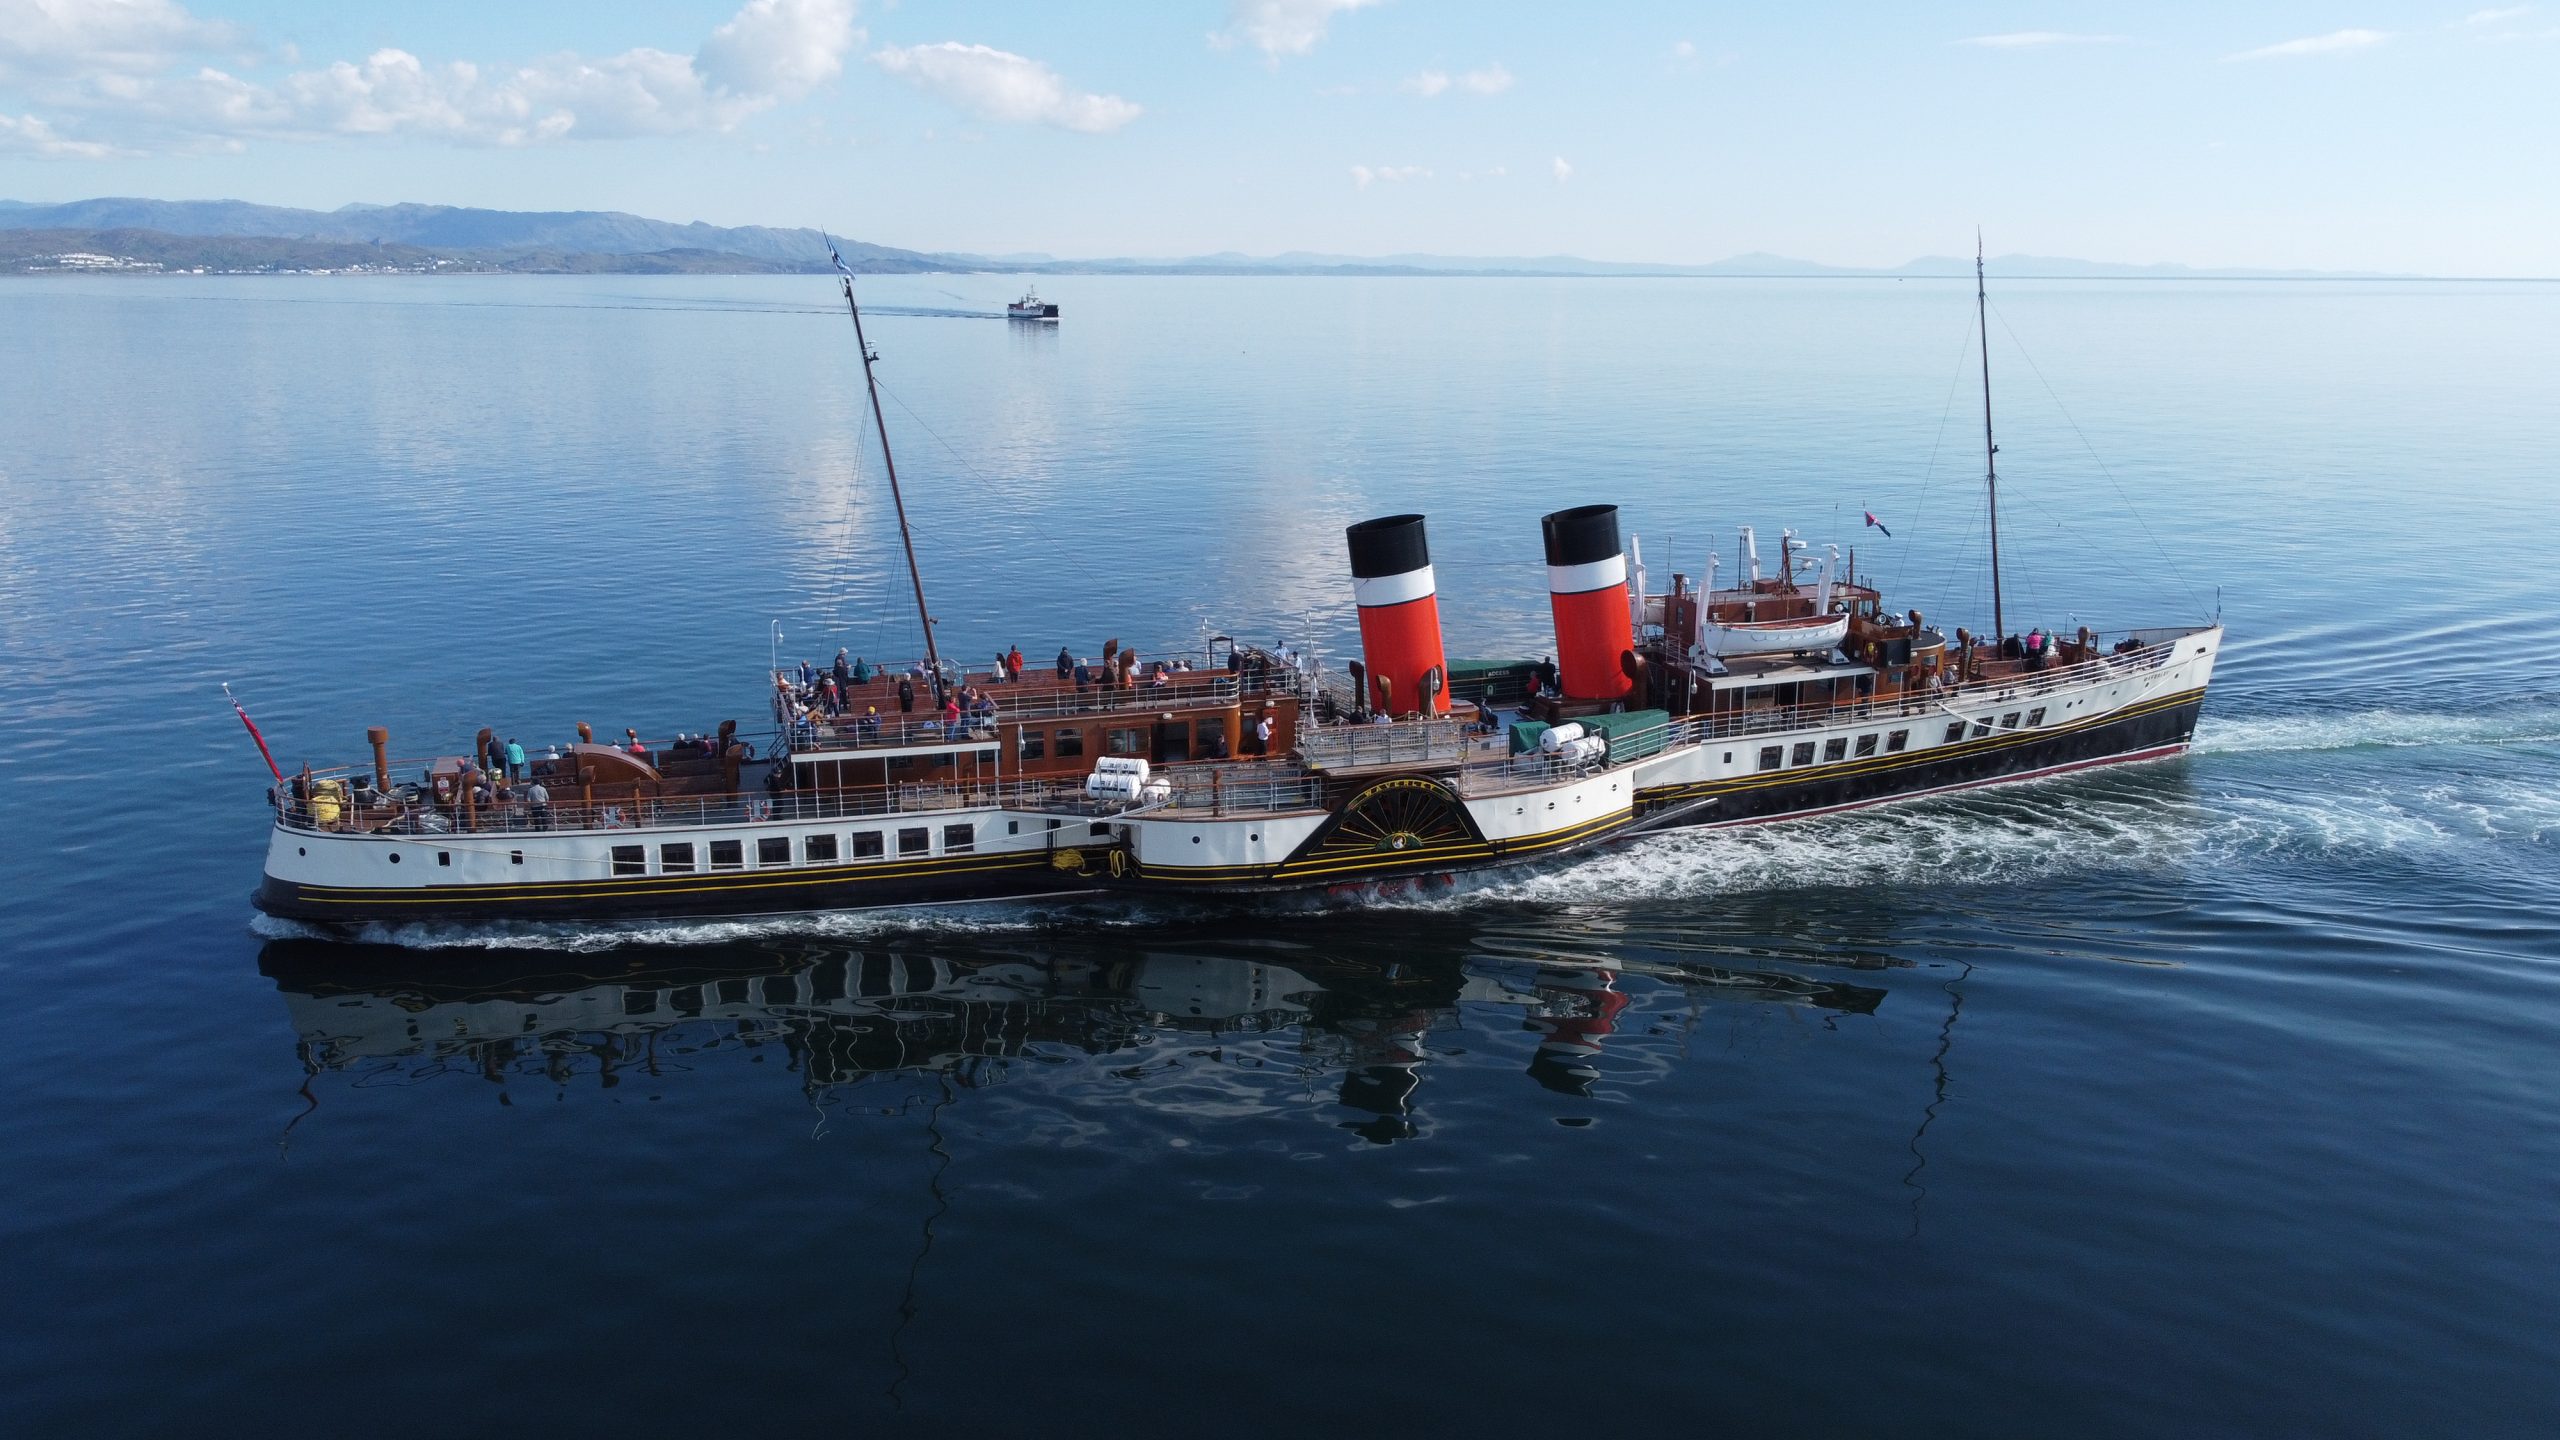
<box><xmin>1007</xmin><ymin>287</ymin><xmax>1059</xmax><ymax>321</ymax></box>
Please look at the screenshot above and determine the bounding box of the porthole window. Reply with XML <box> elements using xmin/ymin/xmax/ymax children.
<box><xmin>388</xmin><ymin>852</ymin><xmax>401</xmax><ymax>864</ymax></box>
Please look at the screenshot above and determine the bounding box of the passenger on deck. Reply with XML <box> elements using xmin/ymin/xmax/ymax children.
<box><xmin>897</xmin><ymin>676</ymin><xmax>916</xmax><ymax>715</ymax></box>
<box><xmin>799</xmin><ymin>659</ymin><xmax>816</xmax><ymax>689</ymax></box>
<box><xmin>861</xmin><ymin>706</ymin><xmax>881</xmax><ymax>740</ymax></box>
<box><xmin>1056</xmin><ymin>646</ymin><xmax>1074</xmax><ymax>679</ymax></box>
<box><xmin>1074</xmin><ymin>660</ymin><xmax>1091</xmax><ymax>691</ymax></box>
<box><xmin>1204</xmin><ymin>728</ymin><xmax>1230</xmax><ymax>759</ymax></box>
<box><xmin>1254</xmin><ymin>714</ymin><xmax>1274</xmax><ymax>755</ymax></box>
<box><xmin>625</xmin><ymin>728</ymin><xmax>647</xmax><ymax>757</ymax></box>
<box><xmin>1535</xmin><ymin>656</ymin><xmax>1559</xmax><ymax>696</ymax></box>
<box><xmin>1008</xmin><ymin>646</ymin><xmax>1025</xmax><ymax>683</ymax></box>
<box><xmin>527</xmin><ymin>780</ymin><xmax>552</xmax><ymax>830</ymax></box>
<box><xmin>852</xmin><ymin>655</ymin><xmax>873</xmax><ymax>685</ymax></box>
<box><xmin>940</xmin><ymin>695</ymin><xmax>963</xmax><ymax>736</ymax></box>
<box><xmin>505</xmin><ymin>737</ymin><xmax>526</xmax><ymax>781</ymax></box>
<box><xmin>2025</xmin><ymin>628</ymin><xmax>2048</xmax><ymax>671</ymax></box>
<box><xmin>834</xmin><ymin>650</ymin><xmax>852</xmax><ymax>691</ymax></box>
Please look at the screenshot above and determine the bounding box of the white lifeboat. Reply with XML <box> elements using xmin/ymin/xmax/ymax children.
<box><xmin>1698</xmin><ymin>611</ymin><xmax>1851</xmax><ymax>657</ymax></box>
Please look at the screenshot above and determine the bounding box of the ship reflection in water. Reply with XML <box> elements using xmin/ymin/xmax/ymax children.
<box><xmin>257</xmin><ymin>924</ymin><xmax>1895</xmax><ymax>1143</ymax></box>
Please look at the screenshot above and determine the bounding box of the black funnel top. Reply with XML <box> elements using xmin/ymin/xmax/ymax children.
<box><xmin>1346</xmin><ymin>513</ymin><xmax>1431</xmax><ymax>578</ymax></box>
<box><xmin>1541</xmin><ymin>504</ymin><xmax>1622</xmax><ymax>567</ymax></box>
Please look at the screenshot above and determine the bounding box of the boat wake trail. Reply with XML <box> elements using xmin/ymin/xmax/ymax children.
<box><xmin>2192</xmin><ymin>702</ymin><xmax>2560</xmax><ymax>756</ymax></box>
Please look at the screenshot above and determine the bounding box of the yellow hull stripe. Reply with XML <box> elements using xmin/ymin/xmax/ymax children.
<box><xmin>1637</xmin><ymin>686</ymin><xmax>2204</xmax><ymax>805</ymax></box>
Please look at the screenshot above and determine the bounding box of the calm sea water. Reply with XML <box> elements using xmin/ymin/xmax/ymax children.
<box><xmin>2</xmin><ymin>273</ymin><xmax>2556</xmax><ymax>1436</ymax></box>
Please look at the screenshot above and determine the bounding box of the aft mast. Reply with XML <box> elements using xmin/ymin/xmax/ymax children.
<box><xmin>837</xmin><ymin>255</ymin><xmax>943</xmax><ymax>683</ymax></box>
<box><xmin>1976</xmin><ymin>231</ymin><xmax>2006</xmax><ymax>644</ymax></box>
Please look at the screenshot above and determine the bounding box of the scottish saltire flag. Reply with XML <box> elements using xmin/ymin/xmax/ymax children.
<box><xmin>1863</xmin><ymin>510</ymin><xmax>1893</xmax><ymax>538</ymax></box>
<box><xmin>822</xmin><ymin>230</ymin><xmax>850</xmax><ymax>275</ymax></box>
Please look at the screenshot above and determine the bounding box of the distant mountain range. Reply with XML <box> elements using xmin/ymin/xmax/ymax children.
<box><xmin>0</xmin><ymin>197</ymin><xmax>2415</xmax><ymax>279</ymax></box>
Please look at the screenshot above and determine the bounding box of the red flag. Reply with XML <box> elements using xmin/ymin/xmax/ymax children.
<box><xmin>224</xmin><ymin>684</ymin><xmax>284</xmax><ymax>781</ymax></box>
<box><xmin>1863</xmin><ymin>510</ymin><xmax>1893</xmax><ymax>538</ymax></box>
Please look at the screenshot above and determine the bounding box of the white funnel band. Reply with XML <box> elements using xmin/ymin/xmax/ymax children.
<box><xmin>1546</xmin><ymin>554</ymin><xmax>1627</xmax><ymax>596</ymax></box>
<box><xmin>1352</xmin><ymin>565</ymin><xmax>1436</xmax><ymax>608</ymax></box>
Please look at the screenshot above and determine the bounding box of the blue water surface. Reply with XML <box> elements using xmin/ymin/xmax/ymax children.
<box><xmin>1</xmin><ymin>273</ymin><xmax>2555</xmax><ymax>1436</ymax></box>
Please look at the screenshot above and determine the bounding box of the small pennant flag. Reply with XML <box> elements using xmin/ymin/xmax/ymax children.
<box><xmin>1863</xmin><ymin>510</ymin><xmax>1893</xmax><ymax>538</ymax></box>
<box><xmin>822</xmin><ymin>230</ymin><xmax>850</xmax><ymax>276</ymax></box>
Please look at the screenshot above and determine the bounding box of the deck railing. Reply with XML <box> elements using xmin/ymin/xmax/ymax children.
<box><xmin>1296</xmin><ymin>717</ymin><xmax>1476</xmax><ymax>771</ymax></box>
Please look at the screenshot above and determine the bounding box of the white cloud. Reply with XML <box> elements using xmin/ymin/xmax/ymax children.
<box><xmin>0</xmin><ymin>110</ymin><xmax>128</xmax><ymax>157</ymax></box>
<box><xmin>1958</xmin><ymin>32</ymin><xmax>2128</xmax><ymax>48</ymax></box>
<box><xmin>1350</xmin><ymin>163</ymin><xmax>1427</xmax><ymax>188</ymax></box>
<box><xmin>696</xmin><ymin>0</ymin><xmax>860</xmax><ymax>96</ymax></box>
<box><xmin>2223</xmin><ymin>28</ymin><xmax>2390</xmax><ymax>61</ymax></box>
<box><xmin>1403</xmin><ymin>62</ymin><xmax>1509</xmax><ymax>98</ymax></box>
<box><xmin>2462</xmin><ymin>5</ymin><xmax>2532</xmax><ymax>23</ymax></box>
<box><xmin>1550</xmin><ymin>154</ymin><xmax>1572</xmax><ymax>183</ymax></box>
<box><xmin>0</xmin><ymin>0</ymin><xmax>864</xmax><ymax>151</ymax></box>
<box><xmin>870</xmin><ymin>41</ymin><xmax>1139</xmax><ymax>133</ymax></box>
<box><xmin>0</xmin><ymin>0</ymin><xmax>243</xmax><ymax>83</ymax></box>
<box><xmin>1671</xmin><ymin>39</ymin><xmax>1697</xmax><ymax>59</ymax></box>
<box><xmin>1215</xmin><ymin>0</ymin><xmax>1382</xmax><ymax>61</ymax></box>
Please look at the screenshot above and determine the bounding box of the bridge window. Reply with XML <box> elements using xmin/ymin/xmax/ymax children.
<box><xmin>612</xmin><ymin>844</ymin><xmax>646</xmax><ymax>876</ymax></box>
<box><xmin>943</xmin><ymin>823</ymin><xmax>975</xmax><ymax>854</ymax></box>
<box><xmin>805</xmin><ymin>833</ymin><xmax>839</xmax><ymax>863</ymax></box>
<box><xmin>898</xmin><ymin>827</ymin><xmax>929</xmax><ymax>857</ymax></box>
<box><xmin>660</xmin><ymin>842</ymin><xmax>695</xmax><ymax>874</ymax></box>
<box><xmin>757</xmin><ymin>836</ymin><xmax>791</xmax><ymax>866</ymax></box>
<box><xmin>709</xmin><ymin>838</ymin><xmax>743</xmax><ymax>870</ymax></box>
<box><xmin>853</xmin><ymin>831</ymin><xmax>884</xmax><ymax>859</ymax></box>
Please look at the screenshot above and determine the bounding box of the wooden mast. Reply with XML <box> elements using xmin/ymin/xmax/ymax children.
<box><xmin>841</xmin><ymin>271</ymin><xmax>943</xmax><ymax>684</ymax></box>
<box><xmin>1975</xmin><ymin>232</ymin><xmax>2006</xmax><ymax>644</ymax></box>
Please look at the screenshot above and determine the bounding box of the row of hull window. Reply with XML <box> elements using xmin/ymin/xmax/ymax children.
<box><xmin>610</xmin><ymin>823</ymin><xmax>976</xmax><ymax>876</ymax></box>
<box><xmin>1750</xmin><ymin>705</ymin><xmax>2052</xmax><ymax>773</ymax></box>
<box><xmin>1758</xmin><ymin>728</ymin><xmax>1912</xmax><ymax>772</ymax></box>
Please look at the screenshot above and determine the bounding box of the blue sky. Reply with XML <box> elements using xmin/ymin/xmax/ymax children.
<box><xmin>1</xmin><ymin>1</ymin><xmax>2549</xmax><ymax>273</ymax></box>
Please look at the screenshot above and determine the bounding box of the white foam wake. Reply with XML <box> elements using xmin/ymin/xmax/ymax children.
<box><xmin>2192</xmin><ymin>705</ymin><xmax>2560</xmax><ymax>756</ymax></box>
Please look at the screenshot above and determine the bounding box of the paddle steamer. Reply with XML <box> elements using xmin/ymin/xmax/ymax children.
<box><xmin>252</xmin><ymin>252</ymin><xmax>2220</xmax><ymax>927</ymax></box>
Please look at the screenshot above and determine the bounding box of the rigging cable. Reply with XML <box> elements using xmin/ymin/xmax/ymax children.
<box><xmin>1986</xmin><ymin>298</ymin><xmax>2211</xmax><ymax>620</ymax></box>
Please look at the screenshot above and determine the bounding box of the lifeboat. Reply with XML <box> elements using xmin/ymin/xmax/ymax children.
<box><xmin>1698</xmin><ymin>611</ymin><xmax>1850</xmax><ymax>657</ymax></box>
